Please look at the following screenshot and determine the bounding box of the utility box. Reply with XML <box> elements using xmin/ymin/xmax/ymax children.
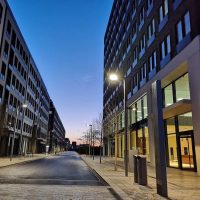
<box><xmin>133</xmin><ymin>155</ymin><xmax>147</xmax><ymax>186</ymax></box>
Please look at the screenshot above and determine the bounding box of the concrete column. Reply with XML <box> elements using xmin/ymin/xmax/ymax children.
<box><xmin>152</xmin><ymin>80</ymin><xmax>168</xmax><ymax>197</ymax></box>
<box><xmin>188</xmin><ymin>50</ymin><xmax>200</xmax><ymax>174</ymax></box>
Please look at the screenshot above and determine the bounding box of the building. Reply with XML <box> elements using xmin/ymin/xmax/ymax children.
<box><xmin>48</xmin><ymin>100</ymin><xmax>66</xmax><ymax>153</ymax></box>
<box><xmin>0</xmin><ymin>0</ymin><xmax>63</xmax><ymax>156</ymax></box>
<box><xmin>71</xmin><ymin>141</ymin><xmax>77</xmax><ymax>151</ymax></box>
<box><xmin>64</xmin><ymin>137</ymin><xmax>70</xmax><ymax>150</ymax></box>
<box><xmin>103</xmin><ymin>0</ymin><xmax>200</xmax><ymax>174</ymax></box>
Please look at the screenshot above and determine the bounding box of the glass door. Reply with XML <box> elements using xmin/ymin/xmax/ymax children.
<box><xmin>180</xmin><ymin>135</ymin><xmax>194</xmax><ymax>169</ymax></box>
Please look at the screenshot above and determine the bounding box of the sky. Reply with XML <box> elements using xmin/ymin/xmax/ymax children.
<box><xmin>7</xmin><ymin>0</ymin><xmax>113</xmax><ymax>143</ymax></box>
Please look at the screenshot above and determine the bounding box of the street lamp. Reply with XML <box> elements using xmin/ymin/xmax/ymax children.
<box><xmin>108</xmin><ymin>73</ymin><xmax>128</xmax><ymax>177</ymax></box>
<box><xmin>89</xmin><ymin>124</ymin><xmax>94</xmax><ymax>160</ymax></box>
<box><xmin>10</xmin><ymin>104</ymin><xmax>27</xmax><ymax>161</ymax></box>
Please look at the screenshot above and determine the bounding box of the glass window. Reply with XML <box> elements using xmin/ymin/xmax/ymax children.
<box><xmin>175</xmin><ymin>73</ymin><xmax>190</xmax><ymax>101</ymax></box>
<box><xmin>133</xmin><ymin>47</ymin><xmax>137</xmax><ymax>61</ymax></box>
<box><xmin>140</xmin><ymin>63</ymin><xmax>146</xmax><ymax>80</ymax></box>
<box><xmin>137</xmin><ymin>128</ymin><xmax>143</xmax><ymax>154</ymax></box>
<box><xmin>143</xmin><ymin>95</ymin><xmax>148</xmax><ymax>118</ymax></box>
<box><xmin>159</xmin><ymin>6</ymin><xmax>164</xmax><ymax>23</ymax></box>
<box><xmin>139</xmin><ymin>7</ymin><xmax>145</xmax><ymax>24</ymax></box>
<box><xmin>184</xmin><ymin>11</ymin><xmax>191</xmax><ymax>35</ymax></box>
<box><xmin>149</xmin><ymin>51</ymin><xmax>156</xmax><ymax>71</ymax></box>
<box><xmin>177</xmin><ymin>21</ymin><xmax>183</xmax><ymax>43</ymax></box>
<box><xmin>159</xmin><ymin>0</ymin><xmax>168</xmax><ymax>23</ymax></box>
<box><xmin>139</xmin><ymin>34</ymin><xmax>146</xmax><ymax>52</ymax></box>
<box><xmin>131</xmin><ymin>104</ymin><xmax>136</xmax><ymax>124</ymax></box>
<box><xmin>166</xmin><ymin>117</ymin><xmax>178</xmax><ymax>167</ymax></box>
<box><xmin>161</xmin><ymin>40</ymin><xmax>165</xmax><ymax>59</ymax></box>
<box><xmin>133</xmin><ymin>73</ymin><xmax>138</xmax><ymax>88</ymax></box>
<box><xmin>130</xmin><ymin>130</ymin><xmax>137</xmax><ymax>150</ymax></box>
<box><xmin>167</xmin><ymin>134</ymin><xmax>178</xmax><ymax>167</ymax></box>
<box><xmin>164</xmin><ymin>0</ymin><xmax>168</xmax><ymax>15</ymax></box>
<box><xmin>148</xmin><ymin>18</ymin><xmax>155</xmax><ymax>40</ymax></box>
<box><xmin>178</xmin><ymin>112</ymin><xmax>193</xmax><ymax>132</ymax></box>
<box><xmin>161</xmin><ymin>35</ymin><xmax>171</xmax><ymax>59</ymax></box>
<box><xmin>176</xmin><ymin>11</ymin><xmax>191</xmax><ymax>44</ymax></box>
<box><xmin>166</xmin><ymin>117</ymin><xmax>176</xmax><ymax>134</ymax></box>
<box><xmin>136</xmin><ymin>99</ymin><xmax>142</xmax><ymax>121</ymax></box>
<box><xmin>164</xmin><ymin>84</ymin><xmax>173</xmax><ymax>107</ymax></box>
<box><xmin>167</xmin><ymin>35</ymin><xmax>171</xmax><ymax>54</ymax></box>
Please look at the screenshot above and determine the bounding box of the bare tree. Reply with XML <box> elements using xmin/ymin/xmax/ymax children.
<box><xmin>103</xmin><ymin>102</ymin><xmax>118</xmax><ymax>170</ymax></box>
<box><xmin>92</xmin><ymin>113</ymin><xmax>103</xmax><ymax>163</ymax></box>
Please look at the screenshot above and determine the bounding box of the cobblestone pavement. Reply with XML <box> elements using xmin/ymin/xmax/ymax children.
<box><xmin>0</xmin><ymin>184</ymin><xmax>116</xmax><ymax>200</ymax></box>
<box><xmin>81</xmin><ymin>155</ymin><xmax>200</xmax><ymax>200</ymax></box>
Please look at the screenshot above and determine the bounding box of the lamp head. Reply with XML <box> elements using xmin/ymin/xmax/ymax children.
<box><xmin>109</xmin><ymin>73</ymin><xmax>119</xmax><ymax>81</ymax></box>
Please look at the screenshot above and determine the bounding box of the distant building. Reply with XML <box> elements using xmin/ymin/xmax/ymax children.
<box><xmin>65</xmin><ymin>137</ymin><xmax>70</xmax><ymax>150</ymax></box>
<box><xmin>48</xmin><ymin>100</ymin><xmax>66</xmax><ymax>153</ymax></box>
<box><xmin>71</xmin><ymin>141</ymin><xmax>77</xmax><ymax>151</ymax></box>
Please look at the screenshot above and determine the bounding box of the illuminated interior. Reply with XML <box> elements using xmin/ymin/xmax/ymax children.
<box><xmin>166</xmin><ymin>113</ymin><xmax>194</xmax><ymax>169</ymax></box>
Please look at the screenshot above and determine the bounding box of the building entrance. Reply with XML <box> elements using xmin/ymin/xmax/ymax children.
<box><xmin>165</xmin><ymin>112</ymin><xmax>197</xmax><ymax>171</ymax></box>
<box><xmin>179</xmin><ymin>132</ymin><xmax>195</xmax><ymax>169</ymax></box>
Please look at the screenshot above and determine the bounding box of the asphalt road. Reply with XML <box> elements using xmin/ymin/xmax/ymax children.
<box><xmin>0</xmin><ymin>151</ymin><xmax>105</xmax><ymax>186</ymax></box>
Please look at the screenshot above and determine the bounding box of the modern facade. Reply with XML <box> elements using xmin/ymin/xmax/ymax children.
<box><xmin>0</xmin><ymin>0</ymin><xmax>65</xmax><ymax>156</ymax></box>
<box><xmin>103</xmin><ymin>0</ymin><xmax>200</xmax><ymax>174</ymax></box>
<box><xmin>48</xmin><ymin>100</ymin><xmax>66</xmax><ymax>153</ymax></box>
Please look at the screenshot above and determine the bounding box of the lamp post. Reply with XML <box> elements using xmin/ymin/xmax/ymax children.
<box><xmin>88</xmin><ymin>130</ymin><xmax>90</xmax><ymax>156</ymax></box>
<box><xmin>89</xmin><ymin>125</ymin><xmax>92</xmax><ymax>157</ymax></box>
<box><xmin>10</xmin><ymin>104</ymin><xmax>27</xmax><ymax>161</ymax></box>
<box><xmin>89</xmin><ymin>124</ymin><xmax>94</xmax><ymax>160</ymax></box>
<box><xmin>109</xmin><ymin>73</ymin><xmax>128</xmax><ymax>177</ymax></box>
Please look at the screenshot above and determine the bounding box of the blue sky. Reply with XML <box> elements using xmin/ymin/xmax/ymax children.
<box><xmin>8</xmin><ymin>0</ymin><xmax>113</xmax><ymax>142</ymax></box>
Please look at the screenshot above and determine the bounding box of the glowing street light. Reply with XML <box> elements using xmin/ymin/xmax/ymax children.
<box><xmin>109</xmin><ymin>74</ymin><xmax>119</xmax><ymax>81</ymax></box>
<box><xmin>108</xmin><ymin>72</ymin><xmax>128</xmax><ymax>177</ymax></box>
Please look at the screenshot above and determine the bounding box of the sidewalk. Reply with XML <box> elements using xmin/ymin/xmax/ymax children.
<box><xmin>81</xmin><ymin>155</ymin><xmax>200</xmax><ymax>200</ymax></box>
<box><xmin>0</xmin><ymin>154</ymin><xmax>48</xmax><ymax>168</ymax></box>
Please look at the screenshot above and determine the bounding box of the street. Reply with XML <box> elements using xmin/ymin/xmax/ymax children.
<box><xmin>0</xmin><ymin>152</ymin><xmax>116</xmax><ymax>199</ymax></box>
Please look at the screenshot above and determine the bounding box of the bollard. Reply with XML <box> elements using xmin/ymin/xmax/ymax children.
<box><xmin>137</xmin><ymin>156</ymin><xmax>147</xmax><ymax>186</ymax></box>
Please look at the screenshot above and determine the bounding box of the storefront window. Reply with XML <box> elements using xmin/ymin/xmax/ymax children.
<box><xmin>178</xmin><ymin>112</ymin><xmax>193</xmax><ymax>132</ymax></box>
<box><xmin>131</xmin><ymin>105</ymin><xmax>136</xmax><ymax>124</ymax></box>
<box><xmin>144</xmin><ymin>126</ymin><xmax>149</xmax><ymax>161</ymax></box>
<box><xmin>167</xmin><ymin>134</ymin><xmax>178</xmax><ymax>167</ymax></box>
<box><xmin>130</xmin><ymin>130</ymin><xmax>137</xmax><ymax>150</ymax></box>
<box><xmin>166</xmin><ymin>117</ymin><xmax>176</xmax><ymax>134</ymax></box>
<box><xmin>137</xmin><ymin>128</ymin><xmax>143</xmax><ymax>154</ymax></box>
<box><xmin>166</xmin><ymin>117</ymin><xmax>178</xmax><ymax>168</ymax></box>
<box><xmin>143</xmin><ymin>95</ymin><xmax>148</xmax><ymax>118</ymax></box>
<box><xmin>164</xmin><ymin>84</ymin><xmax>173</xmax><ymax>107</ymax></box>
<box><xmin>136</xmin><ymin>99</ymin><xmax>142</xmax><ymax>121</ymax></box>
<box><xmin>175</xmin><ymin>73</ymin><xmax>190</xmax><ymax>101</ymax></box>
